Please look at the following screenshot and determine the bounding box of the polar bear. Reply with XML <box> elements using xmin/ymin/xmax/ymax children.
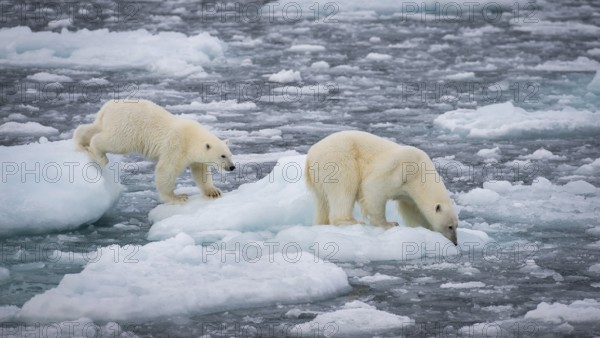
<box><xmin>73</xmin><ymin>99</ymin><xmax>234</xmax><ymax>203</ymax></box>
<box><xmin>305</xmin><ymin>131</ymin><xmax>458</xmax><ymax>245</ymax></box>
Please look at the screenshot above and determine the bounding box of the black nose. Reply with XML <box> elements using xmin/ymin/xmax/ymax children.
<box><xmin>229</xmin><ymin>166</ymin><xmax>235</xmax><ymax>171</ymax></box>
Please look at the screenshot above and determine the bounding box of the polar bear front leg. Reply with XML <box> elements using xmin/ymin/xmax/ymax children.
<box><xmin>360</xmin><ymin>190</ymin><xmax>398</xmax><ymax>228</ymax></box>
<box><xmin>155</xmin><ymin>159</ymin><xmax>187</xmax><ymax>203</ymax></box>
<box><xmin>190</xmin><ymin>163</ymin><xmax>222</xmax><ymax>199</ymax></box>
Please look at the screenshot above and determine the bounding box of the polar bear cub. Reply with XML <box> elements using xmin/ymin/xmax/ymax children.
<box><xmin>73</xmin><ymin>99</ymin><xmax>234</xmax><ymax>203</ymax></box>
<box><xmin>306</xmin><ymin>131</ymin><xmax>458</xmax><ymax>245</ymax></box>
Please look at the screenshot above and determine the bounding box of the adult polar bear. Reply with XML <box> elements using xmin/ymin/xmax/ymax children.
<box><xmin>306</xmin><ymin>131</ymin><xmax>458</xmax><ymax>245</ymax></box>
<box><xmin>74</xmin><ymin>99</ymin><xmax>234</xmax><ymax>203</ymax></box>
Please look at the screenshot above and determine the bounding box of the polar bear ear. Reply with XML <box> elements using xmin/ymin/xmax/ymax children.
<box><xmin>223</xmin><ymin>139</ymin><xmax>229</xmax><ymax>145</ymax></box>
<box><xmin>206</xmin><ymin>143</ymin><xmax>211</xmax><ymax>150</ymax></box>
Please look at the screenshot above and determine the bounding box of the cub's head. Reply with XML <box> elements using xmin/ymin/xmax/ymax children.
<box><xmin>205</xmin><ymin>139</ymin><xmax>235</xmax><ymax>171</ymax></box>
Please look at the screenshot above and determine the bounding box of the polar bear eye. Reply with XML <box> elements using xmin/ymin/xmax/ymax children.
<box><xmin>449</xmin><ymin>226</ymin><xmax>453</xmax><ymax>230</ymax></box>
<box><xmin>221</xmin><ymin>155</ymin><xmax>226</xmax><ymax>158</ymax></box>
<box><xmin>435</xmin><ymin>204</ymin><xmax>442</xmax><ymax>213</ymax></box>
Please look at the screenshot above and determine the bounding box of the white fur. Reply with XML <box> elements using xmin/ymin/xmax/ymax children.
<box><xmin>73</xmin><ymin>99</ymin><xmax>234</xmax><ymax>203</ymax></box>
<box><xmin>305</xmin><ymin>131</ymin><xmax>458</xmax><ymax>244</ymax></box>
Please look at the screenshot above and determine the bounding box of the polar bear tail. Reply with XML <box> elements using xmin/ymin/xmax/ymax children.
<box><xmin>73</xmin><ymin>123</ymin><xmax>101</xmax><ymax>152</ymax></box>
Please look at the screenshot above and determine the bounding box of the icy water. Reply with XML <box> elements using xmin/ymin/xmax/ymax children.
<box><xmin>1</xmin><ymin>0</ymin><xmax>600</xmax><ymax>337</ymax></box>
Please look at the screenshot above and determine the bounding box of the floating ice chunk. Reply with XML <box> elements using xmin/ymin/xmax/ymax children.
<box><xmin>0</xmin><ymin>27</ymin><xmax>225</xmax><ymax>77</ymax></box>
<box><xmin>589</xmin><ymin>263</ymin><xmax>600</xmax><ymax>274</ymax></box>
<box><xmin>562</xmin><ymin>180</ymin><xmax>597</xmax><ymax>195</ymax></box>
<box><xmin>458</xmin><ymin>188</ymin><xmax>500</xmax><ymax>205</ymax></box>
<box><xmin>19</xmin><ymin>233</ymin><xmax>350</xmax><ymax>321</ymax></box>
<box><xmin>0</xmin><ymin>305</ymin><xmax>19</xmax><ymax>322</ymax></box>
<box><xmin>440</xmin><ymin>281</ymin><xmax>485</xmax><ymax>289</ymax></box>
<box><xmin>166</xmin><ymin>100</ymin><xmax>257</xmax><ymax>112</ymax></box>
<box><xmin>3</xmin><ymin>316</ymin><xmax>135</xmax><ymax>337</ymax></box>
<box><xmin>434</xmin><ymin>102</ymin><xmax>600</xmax><ymax>139</ymax></box>
<box><xmin>524</xmin><ymin>299</ymin><xmax>600</xmax><ymax>324</ymax></box>
<box><xmin>444</xmin><ymin>72</ymin><xmax>475</xmax><ymax>80</ymax></box>
<box><xmin>357</xmin><ymin>273</ymin><xmax>399</xmax><ymax>283</ymax></box>
<box><xmin>366</xmin><ymin>52</ymin><xmax>392</xmax><ymax>61</ymax></box>
<box><xmin>288</xmin><ymin>44</ymin><xmax>326</xmax><ymax>52</ymax></box>
<box><xmin>574</xmin><ymin>158</ymin><xmax>600</xmax><ymax>175</ymax></box>
<box><xmin>310</xmin><ymin>61</ymin><xmax>330</xmax><ymax>69</ymax></box>
<box><xmin>0</xmin><ymin>121</ymin><xmax>59</xmax><ymax>137</ymax></box>
<box><xmin>519</xmin><ymin>148</ymin><xmax>565</xmax><ymax>160</ymax></box>
<box><xmin>292</xmin><ymin>301</ymin><xmax>413</xmax><ymax>337</ymax></box>
<box><xmin>534</xmin><ymin>56</ymin><xmax>600</xmax><ymax>71</ymax></box>
<box><xmin>369</xmin><ymin>36</ymin><xmax>381</xmax><ymax>43</ymax></box>
<box><xmin>268</xmin><ymin>69</ymin><xmax>302</xmax><ymax>83</ymax></box>
<box><xmin>458</xmin><ymin>177</ymin><xmax>600</xmax><ymax>225</ymax></box>
<box><xmin>0</xmin><ymin>140</ymin><xmax>122</xmax><ymax>237</ymax></box>
<box><xmin>476</xmin><ymin>147</ymin><xmax>501</xmax><ymax>159</ymax></box>
<box><xmin>519</xmin><ymin>259</ymin><xmax>563</xmax><ymax>281</ymax></box>
<box><xmin>26</xmin><ymin>72</ymin><xmax>73</xmax><ymax>82</ymax></box>
<box><xmin>513</xmin><ymin>20</ymin><xmax>600</xmax><ymax>36</ymax></box>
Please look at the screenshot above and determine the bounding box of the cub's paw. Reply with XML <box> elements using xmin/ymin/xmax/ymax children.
<box><xmin>204</xmin><ymin>187</ymin><xmax>222</xmax><ymax>199</ymax></box>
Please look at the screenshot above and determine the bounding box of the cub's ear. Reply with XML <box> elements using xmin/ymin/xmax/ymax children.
<box><xmin>206</xmin><ymin>143</ymin><xmax>211</xmax><ymax>150</ymax></box>
<box><xmin>223</xmin><ymin>139</ymin><xmax>229</xmax><ymax>145</ymax></box>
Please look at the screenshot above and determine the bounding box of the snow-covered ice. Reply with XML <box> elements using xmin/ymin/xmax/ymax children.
<box><xmin>434</xmin><ymin>102</ymin><xmax>600</xmax><ymax>139</ymax></box>
<box><xmin>0</xmin><ymin>140</ymin><xmax>122</xmax><ymax>236</ymax></box>
<box><xmin>292</xmin><ymin>301</ymin><xmax>413</xmax><ymax>337</ymax></box>
<box><xmin>0</xmin><ymin>27</ymin><xmax>224</xmax><ymax>77</ymax></box>
<box><xmin>19</xmin><ymin>233</ymin><xmax>350</xmax><ymax>321</ymax></box>
<box><xmin>148</xmin><ymin>155</ymin><xmax>491</xmax><ymax>261</ymax></box>
<box><xmin>525</xmin><ymin>299</ymin><xmax>600</xmax><ymax>324</ymax></box>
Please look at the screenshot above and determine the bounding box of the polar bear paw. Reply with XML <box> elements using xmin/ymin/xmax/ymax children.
<box><xmin>204</xmin><ymin>187</ymin><xmax>222</xmax><ymax>199</ymax></box>
<box><xmin>381</xmin><ymin>221</ymin><xmax>399</xmax><ymax>228</ymax></box>
<box><xmin>169</xmin><ymin>194</ymin><xmax>188</xmax><ymax>204</ymax></box>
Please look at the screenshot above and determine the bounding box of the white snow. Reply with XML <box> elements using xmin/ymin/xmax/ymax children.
<box><xmin>366</xmin><ymin>52</ymin><xmax>392</xmax><ymax>61</ymax></box>
<box><xmin>440</xmin><ymin>281</ymin><xmax>485</xmax><ymax>289</ymax></box>
<box><xmin>519</xmin><ymin>148</ymin><xmax>565</xmax><ymax>160</ymax></box>
<box><xmin>434</xmin><ymin>102</ymin><xmax>600</xmax><ymax>139</ymax></box>
<box><xmin>0</xmin><ymin>121</ymin><xmax>59</xmax><ymax>137</ymax></box>
<box><xmin>288</xmin><ymin>44</ymin><xmax>326</xmax><ymax>52</ymax></box>
<box><xmin>524</xmin><ymin>299</ymin><xmax>600</xmax><ymax>324</ymax></box>
<box><xmin>0</xmin><ymin>140</ymin><xmax>122</xmax><ymax>237</ymax></box>
<box><xmin>148</xmin><ymin>155</ymin><xmax>491</xmax><ymax>261</ymax></box>
<box><xmin>268</xmin><ymin>69</ymin><xmax>302</xmax><ymax>83</ymax></box>
<box><xmin>292</xmin><ymin>301</ymin><xmax>413</xmax><ymax>337</ymax></box>
<box><xmin>19</xmin><ymin>233</ymin><xmax>350</xmax><ymax>321</ymax></box>
<box><xmin>0</xmin><ymin>27</ymin><xmax>225</xmax><ymax>77</ymax></box>
<box><xmin>458</xmin><ymin>178</ymin><xmax>600</xmax><ymax>225</ymax></box>
<box><xmin>26</xmin><ymin>72</ymin><xmax>73</xmax><ymax>82</ymax></box>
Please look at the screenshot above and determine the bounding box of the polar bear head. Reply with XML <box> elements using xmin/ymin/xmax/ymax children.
<box><xmin>396</xmin><ymin>149</ymin><xmax>458</xmax><ymax>245</ymax></box>
<box><xmin>204</xmin><ymin>138</ymin><xmax>235</xmax><ymax>171</ymax></box>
